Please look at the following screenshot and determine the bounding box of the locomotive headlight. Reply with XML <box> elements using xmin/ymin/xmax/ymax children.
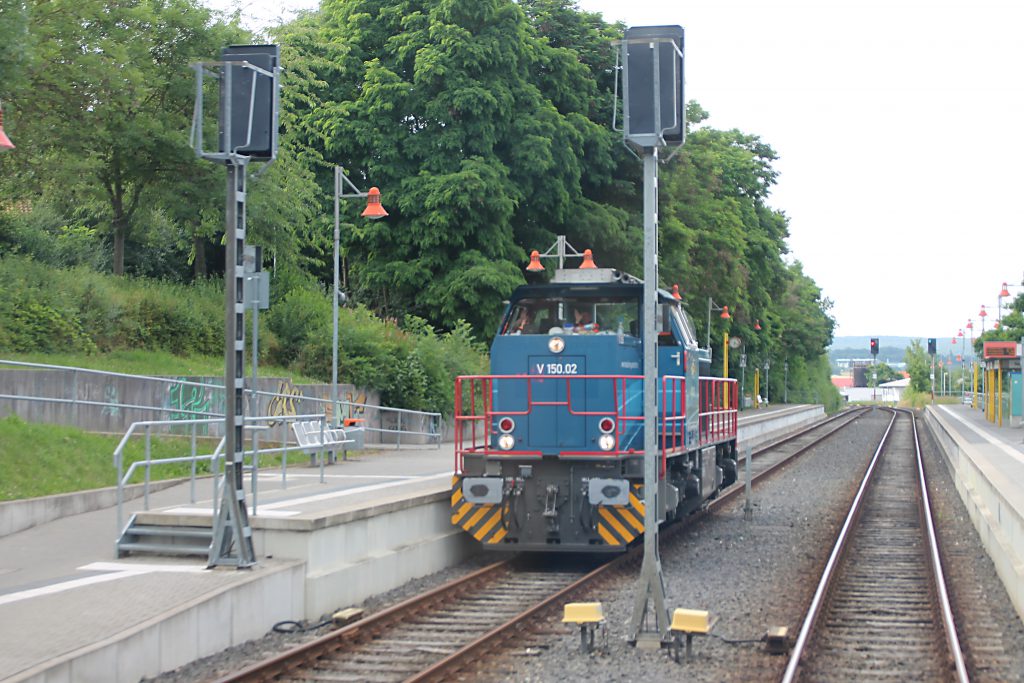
<box><xmin>498</xmin><ymin>433</ymin><xmax>516</xmax><ymax>450</ymax></box>
<box><xmin>598</xmin><ymin>434</ymin><xmax>616</xmax><ymax>451</ymax></box>
<box><xmin>548</xmin><ymin>336</ymin><xmax>565</xmax><ymax>354</ymax></box>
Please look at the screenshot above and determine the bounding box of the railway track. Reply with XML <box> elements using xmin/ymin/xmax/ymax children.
<box><xmin>216</xmin><ymin>557</ymin><xmax>604</xmax><ymax>683</ymax></box>
<box><xmin>217</xmin><ymin>408</ymin><xmax>869</xmax><ymax>682</ymax></box>
<box><xmin>781</xmin><ymin>409</ymin><xmax>968</xmax><ymax>682</ymax></box>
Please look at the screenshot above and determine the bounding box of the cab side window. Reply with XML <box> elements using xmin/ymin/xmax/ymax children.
<box><xmin>658</xmin><ymin>304</ymin><xmax>681</xmax><ymax>346</ymax></box>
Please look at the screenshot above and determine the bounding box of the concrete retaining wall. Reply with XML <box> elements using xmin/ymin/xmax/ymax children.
<box><xmin>924</xmin><ymin>406</ymin><xmax>1024</xmax><ymax>622</ymax></box>
<box><xmin>0</xmin><ymin>369</ymin><xmax>378</xmax><ymax>438</ymax></box>
<box><xmin>255</xmin><ymin>491</ymin><xmax>475</xmax><ymax>619</ymax></box>
<box><xmin>0</xmin><ymin>480</ymin><xmax>183</xmax><ymax>538</ymax></box>
<box><xmin>738</xmin><ymin>405</ymin><xmax>825</xmax><ymax>452</ymax></box>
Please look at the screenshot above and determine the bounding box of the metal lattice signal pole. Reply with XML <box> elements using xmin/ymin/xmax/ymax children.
<box><xmin>620</xmin><ymin>25</ymin><xmax>685</xmax><ymax>647</ymax></box>
<box><xmin>629</xmin><ymin>146</ymin><xmax>669</xmax><ymax>642</ymax></box>
<box><xmin>209</xmin><ymin>157</ymin><xmax>256</xmax><ymax>568</ymax></box>
<box><xmin>190</xmin><ymin>45</ymin><xmax>280</xmax><ymax>568</ymax></box>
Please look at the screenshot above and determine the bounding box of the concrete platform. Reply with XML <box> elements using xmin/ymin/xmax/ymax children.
<box><xmin>0</xmin><ymin>404</ymin><xmax>822</xmax><ymax>683</ymax></box>
<box><xmin>925</xmin><ymin>403</ymin><xmax>1024</xmax><ymax>622</ymax></box>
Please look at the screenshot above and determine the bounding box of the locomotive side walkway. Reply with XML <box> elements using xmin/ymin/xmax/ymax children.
<box><xmin>0</xmin><ymin>405</ymin><xmax>820</xmax><ymax>683</ymax></box>
<box><xmin>925</xmin><ymin>403</ymin><xmax>1024</xmax><ymax>623</ymax></box>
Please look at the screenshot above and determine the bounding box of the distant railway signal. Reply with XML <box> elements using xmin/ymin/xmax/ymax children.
<box><xmin>927</xmin><ymin>338</ymin><xmax>936</xmax><ymax>355</ymax></box>
<box><xmin>870</xmin><ymin>338</ymin><xmax>879</xmax><ymax>356</ymax></box>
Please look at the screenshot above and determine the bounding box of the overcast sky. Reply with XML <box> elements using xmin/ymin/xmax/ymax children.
<box><xmin>206</xmin><ymin>0</ymin><xmax>1024</xmax><ymax>340</ymax></box>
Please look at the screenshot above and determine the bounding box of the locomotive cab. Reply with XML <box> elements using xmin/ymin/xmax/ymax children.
<box><xmin>452</xmin><ymin>265</ymin><xmax>737</xmax><ymax>552</ymax></box>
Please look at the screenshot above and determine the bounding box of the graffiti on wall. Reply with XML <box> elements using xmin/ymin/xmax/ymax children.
<box><xmin>344</xmin><ymin>390</ymin><xmax>368</xmax><ymax>418</ymax></box>
<box><xmin>100</xmin><ymin>383</ymin><xmax>121</xmax><ymax>418</ymax></box>
<box><xmin>167</xmin><ymin>378</ymin><xmax>223</xmax><ymax>433</ymax></box>
<box><xmin>267</xmin><ymin>379</ymin><xmax>303</xmax><ymax>425</ymax></box>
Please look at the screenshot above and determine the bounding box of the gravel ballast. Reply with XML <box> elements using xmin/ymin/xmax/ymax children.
<box><xmin>148</xmin><ymin>408</ymin><xmax>1024</xmax><ymax>682</ymax></box>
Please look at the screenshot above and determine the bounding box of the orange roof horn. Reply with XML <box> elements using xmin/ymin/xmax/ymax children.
<box><xmin>672</xmin><ymin>284</ymin><xmax>682</xmax><ymax>300</ymax></box>
<box><xmin>526</xmin><ymin>250</ymin><xmax>544</xmax><ymax>271</ymax></box>
<box><xmin>579</xmin><ymin>249</ymin><xmax>597</xmax><ymax>269</ymax></box>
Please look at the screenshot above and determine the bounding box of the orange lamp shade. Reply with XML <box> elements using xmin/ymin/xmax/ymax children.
<box><xmin>979</xmin><ymin>306</ymin><xmax>987</xmax><ymax>317</ymax></box>
<box><xmin>361</xmin><ymin>187</ymin><xmax>388</xmax><ymax>219</ymax></box>
<box><xmin>579</xmin><ymin>249</ymin><xmax>597</xmax><ymax>269</ymax></box>
<box><xmin>754</xmin><ymin>319</ymin><xmax>762</xmax><ymax>331</ymax></box>
<box><xmin>1000</xmin><ymin>282</ymin><xmax>1010</xmax><ymax>297</ymax></box>
<box><xmin>672</xmin><ymin>284</ymin><xmax>682</xmax><ymax>300</ymax></box>
<box><xmin>720</xmin><ymin>305</ymin><xmax>730</xmax><ymax>320</ymax></box>
<box><xmin>526</xmin><ymin>250</ymin><xmax>544</xmax><ymax>271</ymax></box>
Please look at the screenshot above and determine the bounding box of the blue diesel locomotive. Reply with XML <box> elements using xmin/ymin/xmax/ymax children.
<box><xmin>451</xmin><ymin>256</ymin><xmax>738</xmax><ymax>552</ymax></box>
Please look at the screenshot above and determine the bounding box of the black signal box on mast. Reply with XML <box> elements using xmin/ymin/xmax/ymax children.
<box><xmin>927</xmin><ymin>338</ymin><xmax>936</xmax><ymax>355</ymax></box>
<box><xmin>622</xmin><ymin>25</ymin><xmax>685</xmax><ymax>148</ymax></box>
<box><xmin>870</xmin><ymin>338</ymin><xmax>879</xmax><ymax>356</ymax></box>
<box><xmin>220</xmin><ymin>44</ymin><xmax>280</xmax><ymax>160</ymax></box>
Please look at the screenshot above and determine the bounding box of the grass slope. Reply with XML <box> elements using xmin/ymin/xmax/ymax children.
<box><xmin>0</xmin><ymin>414</ymin><xmax>220</xmax><ymax>501</ymax></box>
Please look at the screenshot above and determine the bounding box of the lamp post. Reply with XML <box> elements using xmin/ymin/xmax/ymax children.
<box><xmin>967</xmin><ymin>319</ymin><xmax>978</xmax><ymax>408</ymax></box>
<box><xmin>979</xmin><ymin>305</ymin><xmax>987</xmax><ymax>335</ymax></box>
<box><xmin>999</xmin><ymin>282</ymin><xmax>1010</xmax><ymax>326</ymax></box>
<box><xmin>957</xmin><ymin>329</ymin><xmax>965</xmax><ymax>402</ymax></box>
<box><xmin>763</xmin><ymin>358</ymin><xmax>770</xmax><ymax>404</ymax></box>
<box><xmin>998</xmin><ymin>280</ymin><xmax>1023</xmax><ymax>327</ymax></box>
<box><xmin>783</xmin><ymin>360</ymin><xmax>789</xmax><ymax>404</ymax></box>
<box><xmin>706</xmin><ymin>297</ymin><xmax>730</xmax><ymax>349</ymax></box>
<box><xmin>332</xmin><ymin>167</ymin><xmax>387</xmax><ymax>442</ymax></box>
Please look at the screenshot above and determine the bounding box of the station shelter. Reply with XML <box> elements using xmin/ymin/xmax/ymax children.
<box><xmin>982</xmin><ymin>341</ymin><xmax>1022</xmax><ymax>426</ymax></box>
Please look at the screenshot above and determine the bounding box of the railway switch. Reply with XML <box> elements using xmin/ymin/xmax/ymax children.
<box><xmin>563</xmin><ymin>602</ymin><xmax>605</xmax><ymax>653</ymax></box>
<box><xmin>669</xmin><ymin>608</ymin><xmax>712</xmax><ymax>662</ymax></box>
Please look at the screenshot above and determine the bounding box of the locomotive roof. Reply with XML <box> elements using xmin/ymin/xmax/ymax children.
<box><xmin>511</xmin><ymin>280</ymin><xmax>682</xmax><ymax>305</ymax></box>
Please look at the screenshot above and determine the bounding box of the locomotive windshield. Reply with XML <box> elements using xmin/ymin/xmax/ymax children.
<box><xmin>502</xmin><ymin>296</ymin><xmax>639</xmax><ymax>336</ymax></box>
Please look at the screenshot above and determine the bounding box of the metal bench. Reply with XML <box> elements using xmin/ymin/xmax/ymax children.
<box><xmin>291</xmin><ymin>419</ymin><xmax>354</xmax><ymax>464</ymax></box>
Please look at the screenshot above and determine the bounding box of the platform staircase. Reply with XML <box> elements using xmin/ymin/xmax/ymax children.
<box><xmin>116</xmin><ymin>514</ymin><xmax>213</xmax><ymax>558</ymax></box>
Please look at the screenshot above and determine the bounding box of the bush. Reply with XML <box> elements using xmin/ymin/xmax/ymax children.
<box><xmin>0</xmin><ymin>255</ymin><xmax>491</xmax><ymax>416</ymax></box>
<box><xmin>0</xmin><ymin>202</ymin><xmax>108</xmax><ymax>270</ymax></box>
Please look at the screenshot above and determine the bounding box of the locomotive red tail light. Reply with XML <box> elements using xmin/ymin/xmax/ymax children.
<box><xmin>598</xmin><ymin>418</ymin><xmax>615</xmax><ymax>434</ymax></box>
<box><xmin>498</xmin><ymin>417</ymin><xmax>515</xmax><ymax>433</ymax></box>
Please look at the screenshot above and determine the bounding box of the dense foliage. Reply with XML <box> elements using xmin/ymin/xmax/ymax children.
<box><xmin>0</xmin><ymin>255</ymin><xmax>488</xmax><ymax>414</ymax></box>
<box><xmin>0</xmin><ymin>0</ymin><xmax>839</xmax><ymax>411</ymax></box>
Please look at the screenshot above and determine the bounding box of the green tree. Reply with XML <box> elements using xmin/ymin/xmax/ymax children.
<box><xmin>282</xmin><ymin>0</ymin><xmax>635</xmax><ymax>332</ymax></box>
<box><xmin>905</xmin><ymin>339</ymin><xmax>931</xmax><ymax>393</ymax></box>
<box><xmin>8</xmin><ymin>0</ymin><xmax>246</xmax><ymax>275</ymax></box>
<box><xmin>866</xmin><ymin>362</ymin><xmax>901</xmax><ymax>387</ymax></box>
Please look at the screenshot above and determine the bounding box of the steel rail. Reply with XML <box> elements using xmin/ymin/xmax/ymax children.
<box><xmin>780</xmin><ymin>409</ymin><xmax>897</xmax><ymax>682</ymax></box>
<box><xmin>913</xmin><ymin>409</ymin><xmax>970</xmax><ymax>682</ymax></box>
<box><xmin>406</xmin><ymin>560</ymin><xmax>618</xmax><ymax>682</ymax></box>
<box><xmin>780</xmin><ymin>409</ymin><xmax>969</xmax><ymax>683</ymax></box>
<box><xmin>217</xmin><ymin>407</ymin><xmax>867</xmax><ymax>682</ymax></box>
<box><xmin>213</xmin><ymin>560</ymin><xmax>513</xmax><ymax>682</ymax></box>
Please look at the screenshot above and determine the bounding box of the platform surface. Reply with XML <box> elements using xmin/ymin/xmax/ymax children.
<box><xmin>0</xmin><ymin>404</ymin><xmax>813</xmax><ymax>682</ymax></box>
<box><xmin>930</xmin><ymin>402</ymin><xmax>1024</xmax><ymax>517</ymax></box>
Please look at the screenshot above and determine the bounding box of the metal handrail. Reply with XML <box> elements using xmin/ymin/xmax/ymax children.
<box><xmin>113</xmin><ymin>413</ymin><xmax>334</xmax><ymax>535</ymax></box>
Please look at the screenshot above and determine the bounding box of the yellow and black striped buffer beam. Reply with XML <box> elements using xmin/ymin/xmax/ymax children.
<box><xmin>596</xmin><ymin>483</ymin><xmax>645</xmax><ymax>547</ymax></box>
<box><xmin>451</xmin><ymin>476</ymin><xmax>507</xmax><ymax>544</ymax></box>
